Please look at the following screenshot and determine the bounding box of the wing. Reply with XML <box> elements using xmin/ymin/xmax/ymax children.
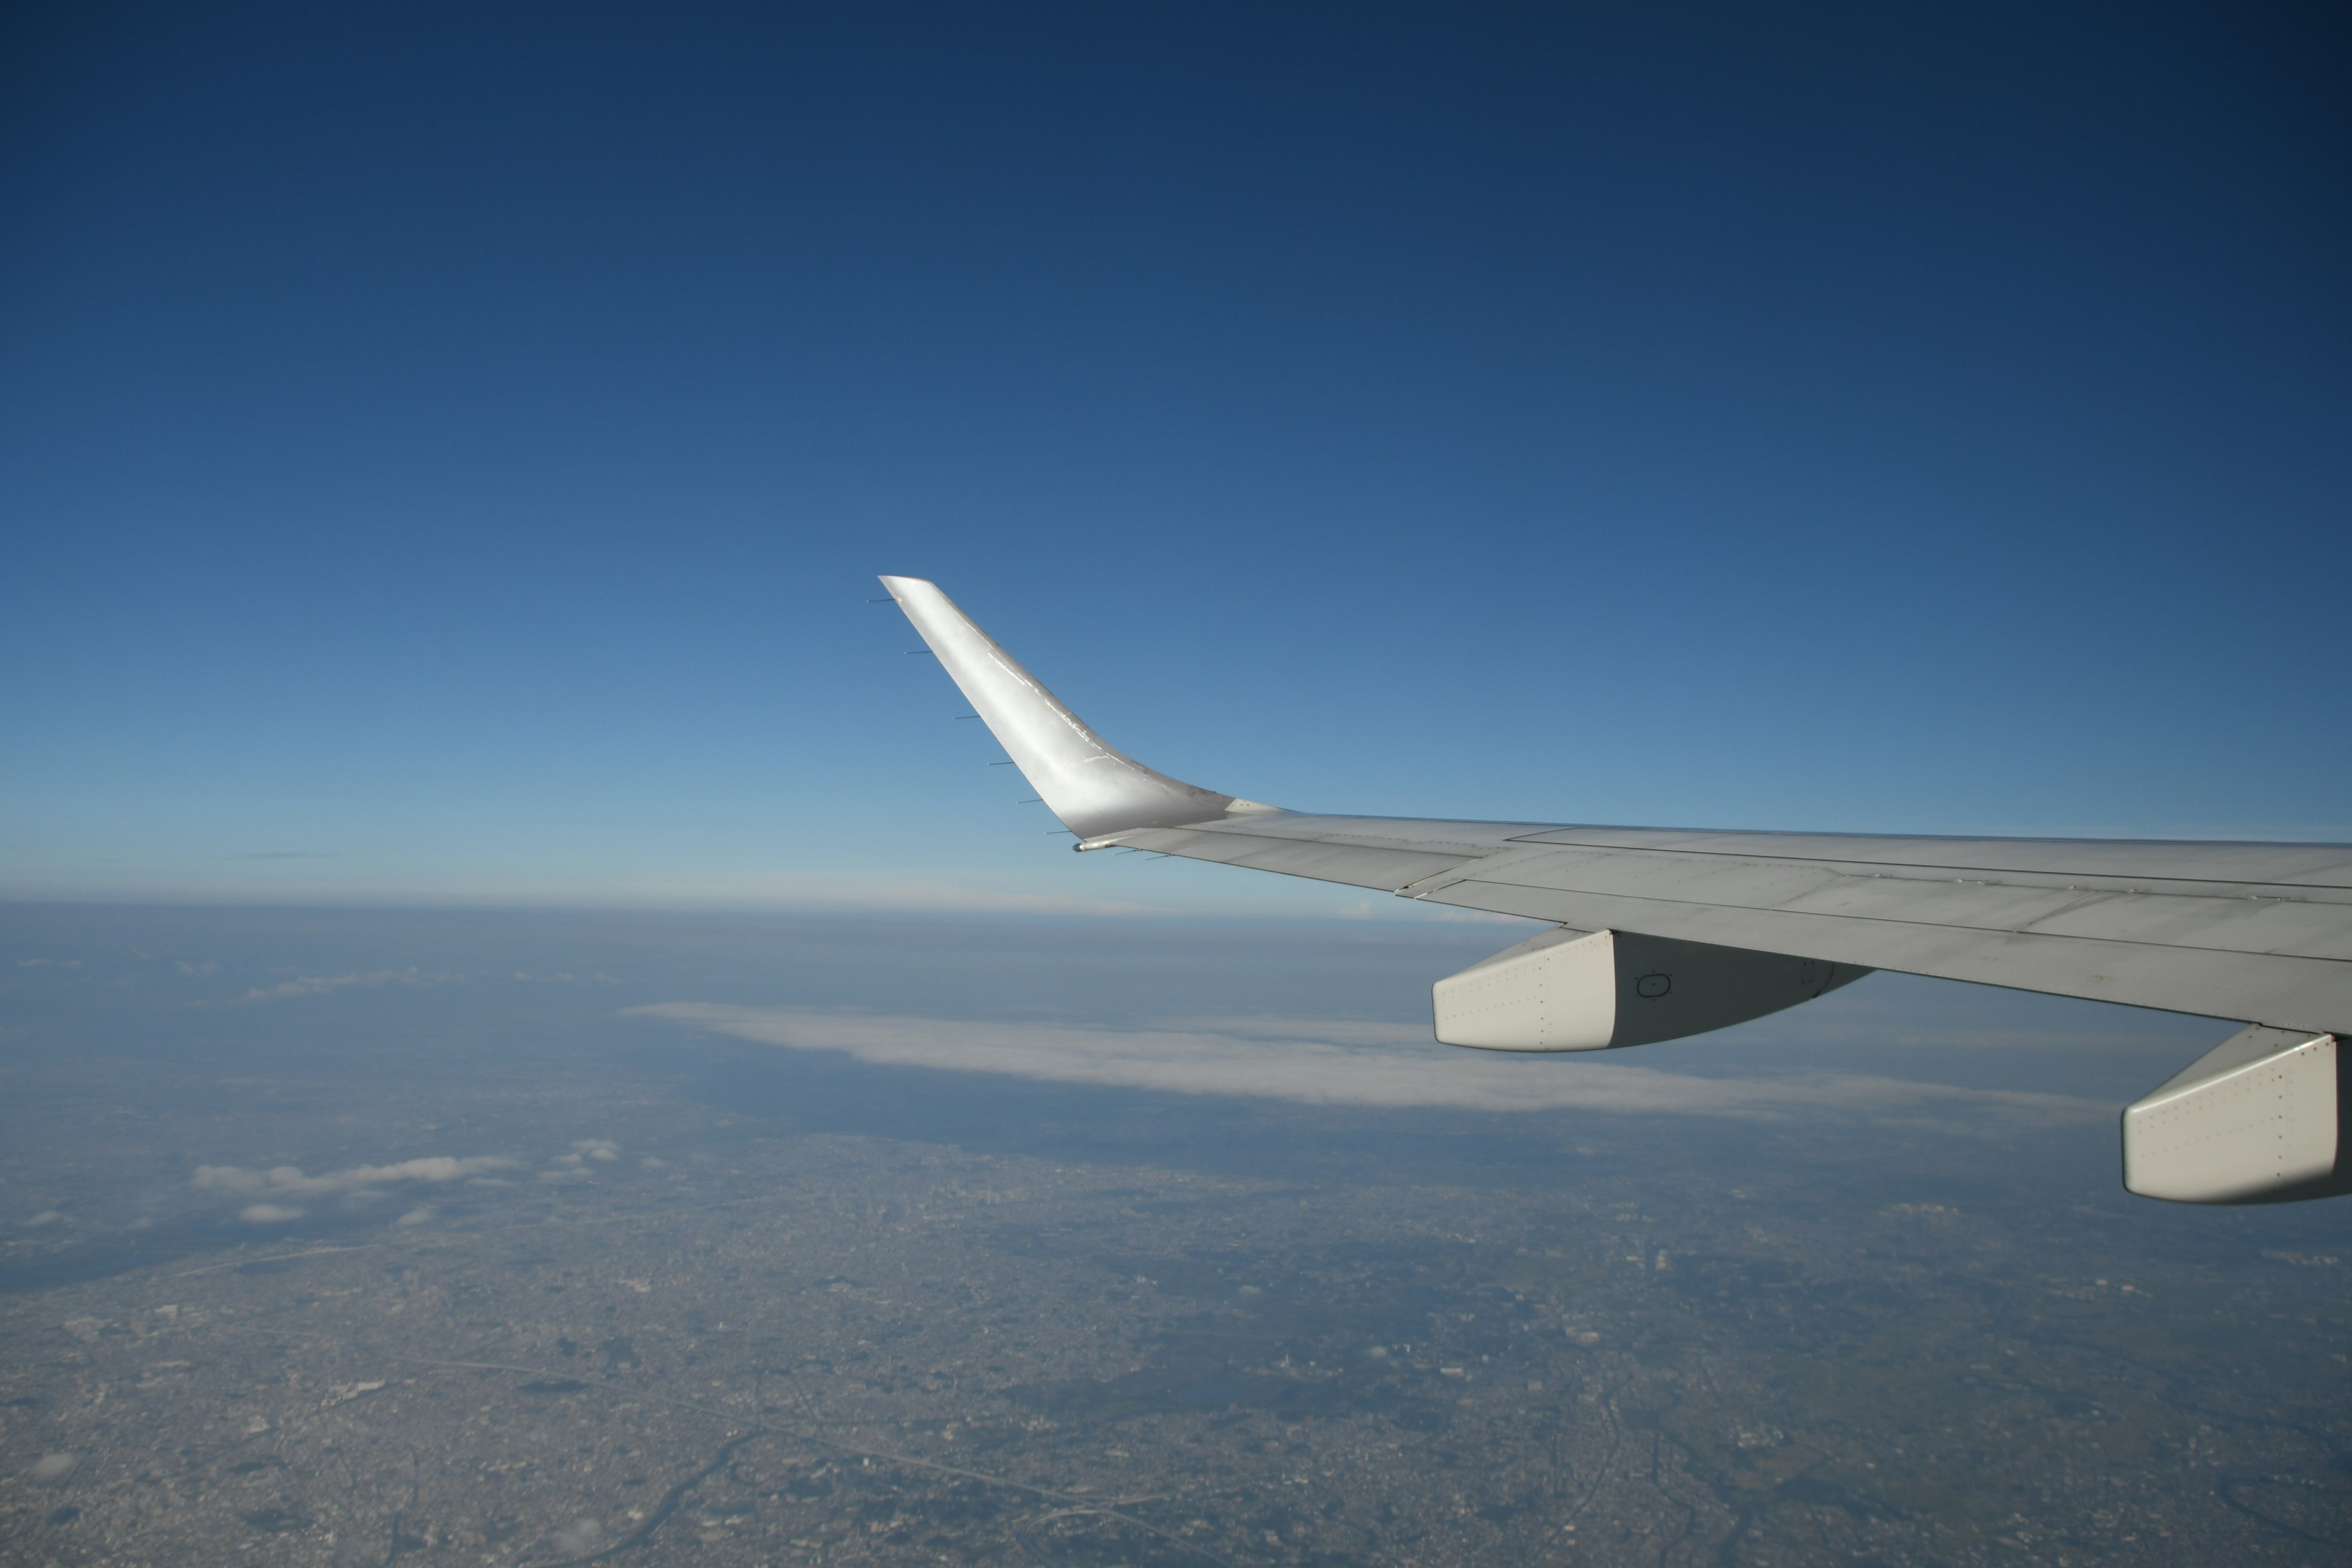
<box><xmin>884</xmin><ymin>576</ymin><xmax>2352</xmax><ymax>1204</ymax></box>
<box><xmin>1101</xmin><ymin>813</ymin><xmax>2352</xmax><ymax>1041</ymax></box>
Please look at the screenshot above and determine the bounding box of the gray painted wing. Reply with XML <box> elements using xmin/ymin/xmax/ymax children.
<box><xmin>1102</xmin><ymin>815</ymin><xmax>2352</xmax><ymax>1036</ymax></box>
<box><xmin>886</xmin><ymin>575</ymin><xmax>2352</xmax><ymax>1038</ymax></box>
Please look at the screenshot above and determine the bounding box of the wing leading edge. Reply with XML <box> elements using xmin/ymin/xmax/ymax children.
<box><xmin>883</xmin><ymin>576</ymin><xmax>2352</xmax><ymax>1204</ymax></box>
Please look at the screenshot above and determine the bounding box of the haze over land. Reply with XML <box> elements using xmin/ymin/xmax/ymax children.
<box><xmin>4</xmin><ymin>905</ymin><xmax>2347</xmax><ymax>1564</ymax></box>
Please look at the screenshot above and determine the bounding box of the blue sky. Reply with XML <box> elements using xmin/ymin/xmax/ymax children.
<box><xmin>4</xmin><ymin>1</ymin><xmax>2346</xmax><ymax>914</ymax></box>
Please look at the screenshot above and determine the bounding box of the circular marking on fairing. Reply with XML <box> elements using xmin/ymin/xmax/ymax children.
<box><xmin>1635</xmin><ymin>973</ymin><xmax>1672</xmax><ymax>999</ymax></box>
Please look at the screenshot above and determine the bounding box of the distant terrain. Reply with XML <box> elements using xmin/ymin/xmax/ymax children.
<box><xmin>2</xmin><ymin>905</ymin><xmax>2345</xmax><ymax>1565</ymax></box>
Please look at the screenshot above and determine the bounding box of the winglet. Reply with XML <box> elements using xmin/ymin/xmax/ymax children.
<box><xmin>881</xmin><ymin>576</ymin><xmax>1273</xmax><ymax>840</ymax></box>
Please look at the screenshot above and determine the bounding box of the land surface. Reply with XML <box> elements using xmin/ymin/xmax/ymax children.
<box><xmin>2</xmin><ymin>905</ymin><xmax>2348</xmax><ymax>1566</ymax></box>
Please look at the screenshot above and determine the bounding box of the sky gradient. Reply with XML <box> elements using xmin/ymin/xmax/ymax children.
<box><xmin>5</xmin><ymin>2</ymin><xmax>2347</xmax><ymax>914</ymax></box>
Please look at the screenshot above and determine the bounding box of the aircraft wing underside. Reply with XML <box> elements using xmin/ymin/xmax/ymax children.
<box><xmin>883</xmin><ymin>575</ymin><xmax>2352</xmax><ymax>1205</ymax></box>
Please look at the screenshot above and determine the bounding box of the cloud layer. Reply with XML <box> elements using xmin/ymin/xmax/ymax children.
<box><xmin>241</xmin><ymin>967</ymin><xmax>454</xmax><ymax>1001</ymax></box>
<box><xmin>630</xmin><ymin>1005</ymin><xmax>2105</xmax><ymax>1127</ymax></box>
<box><xmin>195</xmin><ymin>1155</ymin><xmax>517</xmax><ymax>1199</ymax></box>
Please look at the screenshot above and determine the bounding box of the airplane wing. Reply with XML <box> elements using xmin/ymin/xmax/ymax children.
<box><xmin>883</xmin><ymin>576</ymin><xmax>2352</xmax><ymax>1205</ymax></box>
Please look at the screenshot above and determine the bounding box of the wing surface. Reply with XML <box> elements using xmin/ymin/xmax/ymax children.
<box><xmin>1099</xmin><ymin>815</ymin><xmax>2352</xmax><ymax>1037</ymax></box>
<box><xmin>888</xmin><ymin>575</ymin><xmax>2352</xmax><ymax>1202</ymax></box>
<box><xmin>886</xmin><ymin>574</ymin><xmax>2352</xmax><ymax>1038</ymax></box>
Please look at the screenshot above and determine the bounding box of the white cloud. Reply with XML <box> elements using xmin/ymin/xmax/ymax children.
<box><xmin>17</xmin><ymin>957</ymin><xmax>80</xmax><ymax>968</ymax></box>
<box><xmin>239</xmin><ymin>1204</ymin><xmax>304</xmax><ymax>1224</ymax></box>
<box><xmin>630</xmin><ymin>1004</ymin><xmax>2106</xmax><ymax>1128</ymax></box>
<box><xmin>31</xmin><ymin>1453</ymin><xmax>78</xmax><ymax>1482</ymax></box>
<box><xmin>241</xmin><ymin>968</ymin><xmax>454</xmax><ymax>1002</ymax></box>
<box><xmin>572</xmin><ymin>1139</ymin><xmax>619</xmax><ymax>1161</ymax></box>
<box><xmin>394</xmin><ymin>1206</ymin><xmax>434</xmax><ymax>1227</ymax></box>
<box><xmin>196</xmin><ymin>1155</ymin><xmax>517</xmax><ymax>1199</ymax></box>
<box><xmin>551</xmin><ymin>1520</ymin><xmax>606</xmax><ymax>1556</ymax></box>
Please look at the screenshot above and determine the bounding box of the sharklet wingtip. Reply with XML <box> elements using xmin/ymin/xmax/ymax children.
<box><xmin>887</xmin><ymin>578</ymin><xmax>1259</xmax><ymax>839</ymax></box>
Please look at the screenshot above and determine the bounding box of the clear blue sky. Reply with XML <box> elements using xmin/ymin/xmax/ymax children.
<box><xmin>4</xmin><ymin>2</ymin><xmax>2346</xmax><ymax>914</ymax></box>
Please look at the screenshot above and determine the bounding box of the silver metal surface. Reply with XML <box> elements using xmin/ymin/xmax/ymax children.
<box><xmin>883</xmin><ymin>576</ymin><xmax>1259</xmax><ymax>839</ymax></box>
<box><xmin>889</xmin><ymin>576</ymin><xmax>2352</xmax><ymax>1198</ymax></box>
<box><xmin>1110</xmin><ymin>815</ymin><xmax>2352</xmax><ymax>1037</ymax></box>
<box><xmin>2122</xmin><ymin>1026</ymin><xmax>2339</xmax><ymax>1202</ymax></box>
<box><xmin>1433</xmin><ymin>927</ymin><xmax>1869</xmax><ymax>1052</ymax></box>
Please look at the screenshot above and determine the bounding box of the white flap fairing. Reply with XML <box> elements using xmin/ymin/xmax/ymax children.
<box><xmin>2123</xmin><ymin>1027</ymin><xmax>2343</xmax><ymax>1203</ymax></box>
<box><xmin>1434</xmin><ymin>927</ymin><xmax>1867</xmax><ymax>1052</ymax></box>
